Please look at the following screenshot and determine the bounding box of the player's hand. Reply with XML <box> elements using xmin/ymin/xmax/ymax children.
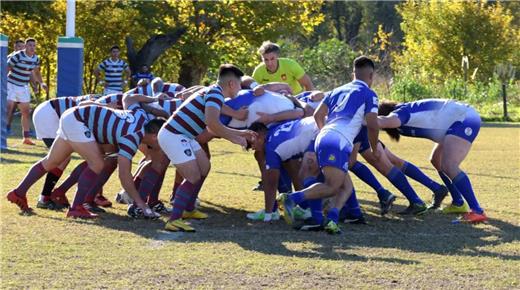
<box><xmin>40</xmin><ymin>82</ymin><xmax>49</xmax><ymax>93</ymax></box>
<box><xmin>241</xmin><ymin>129</ymin><xmax>258</xmax><ymax>141</ymax></box>
<box><xmin>235</xmin><ymin>106</ymin><xmax>249</xmax><ymax>121</ymax></box>
<box><xmin>229</xmin><ymin>135</ymin><xmax>247</xmax><ymax>148</ymax></box>
<box><xmin>252</xmin><ymin>86</ymin><xmax>265</xmax><ymax>97</ymax></box>
<box><xmin>309</xmin><ymin>91</ymin><xmax>324</xmax><ymax>102</ymax></box>
<box><xmin>256</xmin><ymin>112</ymin><xmax>273</xmax><ymax>124</ymax></box>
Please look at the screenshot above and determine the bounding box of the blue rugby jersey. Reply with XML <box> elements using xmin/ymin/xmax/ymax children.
<box><xmin>264</xmin><ymin>117</ymin><xmax>318</xmax><ymax>170</ymax></box>
<box><xmin>322</xmin><ymin>80</ymin><xmax>378</xmax><ymax>143</ymax></box>
<box><xmin>7</xmin><ymin>51</ymin><xmax>41</xmax><ymax>86</ymax></box>
<box><xmin>73</xmin><ymin>103</ymin><xmax>149</xmax><ymax>160</ymax></box>
<box><xmin>98</xmin><ymin>58</ymin><xmax>128</xmax><ymax>91</ymax></box>
<box><xmin>390</xmin><ymin>99</ymin><xmax>477</xmax><ymax>142</ymax></box>
<box><xmin>163</xmin><ymin>85</ymin><xmax>224</xmax><ymax>139</ymax></box>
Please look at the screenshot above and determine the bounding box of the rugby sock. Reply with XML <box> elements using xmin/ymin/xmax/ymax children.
<box><xmin>387</xmin><ymin>166</ymin><xmax>423</xmax><ymax>205</ymax></box>
<box><xmin>438</xmin><ymin>171</ymin><xmax>464</xmax><ymax>206</ymax></box>
<box><xmin>308</xmin><ymin>199</ymin><xmax>323</xmax><ymax>224</ymax></box>
<box><xmin>55</xmin><ymin>161</ymin><xmax>88</xmax><ymax>193</ymax></box>
<box><xmin>16</xmin><ymin>160</ymin><xmax>47</xmax><ymax>196</ymax></box>
<box><xmin>452</xmin><ymin>171</ymin><xmax>483</xmax><ymax>214</ymax></box>
<box><xmin>134</xmin><ymin>176</ymin><xmax>142</xmax><ymax>189</ymax></box>
<box><xmin>40</xmin><ymin>168</ymin><xmax>63</xmax><ymax>197</ymax></box>
<box><xmin>71</xmin><ymin>167</ymin><xmax>98</xmax><ymax>208</ymax></box>
<box><xmin>350</xmin><ymin>161</ymin><xmax>388</xmax><ymax>201</ymax></box>
<box><xmin>85</xmin><ymin>161</ymin><xmax>117</xmax><ymax>203</ymax></box>
<box><xmin>186</xmin><ymin>176</ymin><xmax>206</xmax><ymax>212</ymax></box>
<box><xmin>170</xmin><ymin>180</ymin><xmax>197</xmax><ymax>221</ymax></box>
<box><xmin>147</xmin><ymin>173</ymin><xmax>165</xmax><ymax>206</ymax></box>
<box><xmin>402</xmin><ymin>161</ymin><xmax>442</xmax><ymax>192</ymax></box>
<box><xmin>278</xmin><ymin>168</ymin><xmax>292</xmax><ymax>193</ymax></box>
<box><xmin>342</xmin><ymin>189</ymin><xmax>363</xmax><ymax>218</ymax></box>
<box><xmin>171</xmin><ymin>172</ymin><xmax>183</xmax><ymax>201</ymax></box>
<box><xmin>326</xmin><ymin>207</ymin><xmax>340</xmax><ymax>224</ymax></box>
<box><xmin>23</xmin><ymin>131</ymin><xmax>30</xmax><ymax>138</ymax></box>
<box><xmin>298</xmin><ymin>177</ymin><xmax>319</xmax><ymax>209</ymax></box>
<box><xmin>289</xmin><ymin>191</ymin><xmax>305</xmax><ymax>204</ymax></box>
<box><xmin>138</xmin><ymin>168</ymin><xmax>160</xmax><ymax>201</ymax></box>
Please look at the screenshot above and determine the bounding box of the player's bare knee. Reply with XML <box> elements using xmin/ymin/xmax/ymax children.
<box><xmin>88</xmin><ymin>160</ymin><xmax>105</xmax><ymax>174</ymax></box>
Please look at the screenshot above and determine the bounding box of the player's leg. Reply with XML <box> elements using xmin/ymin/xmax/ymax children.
<box><xmin>361</xmin><ymin>143</ymin><xmax>427</xmax><ymax>215</ymax></box>
<box><xmin>6</xmin><ymin>100</ymin><xmax>16</xmax><ymax>136</ymax></box>
<box><xmin>18</xmin><ymin>101</ymin><xmax>34</xmax><ymax>145</ymax></box>
<box><xmin>182</xmin><ymin>141</ymin><xmax>210</xmax><ymax>219</ymax></box>
<box><xmin>6</xmin><ymin>137</ymin><xmax>74</xmax><ymax>213</ymax></box>
<box><xmin>384</xmin><ymin>145</ymin><xmax>448</xmax><ymax>208</ymax></box>
<box><xmin>442</xmin><ymin>112</ymin><xmax>485</xmax><ymax>223</ymax></box>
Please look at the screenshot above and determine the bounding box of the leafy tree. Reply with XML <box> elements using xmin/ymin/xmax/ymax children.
<box><xmin>395</xmin><ymin>0</ymin><xmax>519</xmax><ymax>82</ymax></box>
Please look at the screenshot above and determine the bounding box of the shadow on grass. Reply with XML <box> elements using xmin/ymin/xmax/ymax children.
<box><xmin>37</xmin><ymin>196</ymin><xmax>518</xmax><ymax>264</ymax></box>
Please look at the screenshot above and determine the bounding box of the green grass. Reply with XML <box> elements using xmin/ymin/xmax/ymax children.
<box><xmin>1</xmin><ymin>122</ymin><xmax>519</xmax><ymax>289</ymax></box>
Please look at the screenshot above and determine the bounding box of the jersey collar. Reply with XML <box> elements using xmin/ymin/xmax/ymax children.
<box><xmin>353</xmin><ymin>79</ymin><xmax>369</xmax><ymax>88</ymax></box>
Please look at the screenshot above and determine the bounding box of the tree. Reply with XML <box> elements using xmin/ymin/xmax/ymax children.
<box><xmin>395</xmin><ymin>0</ymin><xmax>519</xmax><ymax>83</ymax></box>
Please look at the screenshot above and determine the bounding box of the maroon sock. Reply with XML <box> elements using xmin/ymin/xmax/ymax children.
<box><xmin>137</xmin><ymin>168</ymin><xmax>160</xmax><ymax>202</ymax></box>
<box><xmin>85</xmin><ymin>159</ymin><xmax>117</xmax><ymax>202</ymax></box>
<box><xmin>55</xmin><ymin>161</ymin><xmax>88</xmax><ymax>194</ymax></box>
<box><xmin>23</xmin><ymin>131</ymin><xmax>30</xmax><ymax>138</ymax></box>
<box><xmin>71</xmin><ymin>167</ymin><xmax>99</xmax><ymax>208</ymax></box>
<box><xmin>170</xmin><ymin>180</ymin><xmax>197</xmax><ymax>220</ymax></box>
<box><xmin>16</xmin><ymin>160</ymin><xmax>47</xmax><ymax>197</ymax></box>
<box><xmin>134</xmin><ymin>176</ymin><xmax>142</xmax><ymax>189</ymax></box>
<box><xmin>147</xmin><ymin>173</ymin><xmax>165</xmax><ymax>205</ymax></box>
<box><xmin>186</xmin><ymin>176</ymin><xmax>206</xmax><ymax>212</ymax></box>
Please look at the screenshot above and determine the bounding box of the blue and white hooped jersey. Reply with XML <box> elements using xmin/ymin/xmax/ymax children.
<box><xmin>391</xmin><ymin>99</ymin><xmax>478</xmax><ymax>142</ymax></box>
<box><xmin>322</xmin><ymin>80</ymin><xmax>378</xmax><ymax>143</ymax></box>
<box><xmin>265</xmin><ymin>117</ymin><xmax>318</xmax><ymax>170</ymax></box>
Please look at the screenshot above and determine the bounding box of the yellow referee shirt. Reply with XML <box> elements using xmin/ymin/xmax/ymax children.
<box><xmin>252</xmin><ymin>58</ymin><xmax>306</xmax><ymax>94</ymax></box>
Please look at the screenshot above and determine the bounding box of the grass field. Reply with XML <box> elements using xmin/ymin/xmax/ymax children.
<box><xmin>1</xmin><ymin>122</ymin><xmax>519</xmax><ymax>289</ymax></box>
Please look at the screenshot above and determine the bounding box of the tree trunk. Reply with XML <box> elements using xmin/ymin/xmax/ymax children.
<box><xmin>125</xmin><ymin>27</ymin><xmax>186</xmax><ymax>87</ymax></box>
<box><xmin>178</xmin><ymin>54</ymin><xmax>207</xmax><ymax>87</ymax></box>
<box><xmin>502</xmin><ymin>83</ymin><xmax>508</xmax><ymax>120</ymax></box>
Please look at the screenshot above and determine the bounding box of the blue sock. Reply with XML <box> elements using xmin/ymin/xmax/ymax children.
<box><xmin>326</xmin><ymin>207</ymin><xmax>340</xmax><ymax>224</ymax></box>
<box><xmin>343</xmin><ymin>189</ymin><xmax>363</xmax><ymax>217</ymax></box>
<box><xmin>402</xmin><ymin>161</ymin><xmax>442</xmax><ymax>192</ymax></box>
<box><xmin>351</xmin><ymin>161</ymin><xmax>387</xmax><ymax>199</ymax></box>
<box><xmin>303</xmin><ymin>177</ymin><xmax>318</xmax><ymax>188</ymax></box>
<box><xmin>387</xmin><ymin>166</ymin><xmax>423</xmax><ymax>205</ymax></box>
<box><xmin>308</xmin><ymin>199</ymin><xmax>323</xmax><ymax>224</ymax></box>
<box><xmin>452</xmin><ymin>171</ymin><xmax>483</xmax><ymax>214</ymax></box>
<box><xmin>289</xmin><ymin>191</ymin><xmax>305</xmax><ymax>204</ymax></box>
<box><xmin>438</xmin><ymin>171</ymin><xmax>464</xmax><ymax>206</ymax></box>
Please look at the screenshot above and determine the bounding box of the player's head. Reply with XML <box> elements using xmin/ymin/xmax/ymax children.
<box><xmin>25</xmin><ymin>38</ymin><xmax>36</xmax><ymax>54</ymax></box>
<box><xmin>14</xmin><ymin>39</ymin><xmax>25</xmax><ymax>51</ymax></box>
<box><xmin>258</xmin><ymin>41</ymin><xmax>280</xmax><ymax>73</ymax></box>
<box><xmin>110</xmin><ymin>45</ymin><xmax>120</xmax><ymax>58</ymax></box>
<box><xmin>151</xmin><ymin>77</ymin><xmax>164</xmax><ymax>95</ymax></box>
<box><xmin>246</xmin><ymin>122</ymin><xmax>268</xmax><ymax>151</ymax></box>
<box><xmin>353</xmin><ymin>55</ymin><xmax>375</xmax><ymax>87</ymax></box>
<box><xmin>378</xmin><ymin>100</ymin><xmax>401</xmax><ymax>141</ymax></box>
<box><xmin>240</xmin><ymin>76</ymin><xmax>257</xmax><ymax>90</ymax></box>
<box><xmin>140</xmin><ymin>65</ymin><xmax>149</xmax><ymax>73</ymax></box>
<box><xmin>217</xmin><ymin>64</ymin><xmax>244</xmax><ymax>98</ymax></box>
<box><xmin>142</xmin><ymin>118</ymin><xmax>166</xmax><ymax>147</ymax></box>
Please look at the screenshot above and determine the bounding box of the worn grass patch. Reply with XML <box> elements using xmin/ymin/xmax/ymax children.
<box><xmin>1</xmin><ymin>123</ymin><xmax>519</xmax><ymax>289</ymax></box>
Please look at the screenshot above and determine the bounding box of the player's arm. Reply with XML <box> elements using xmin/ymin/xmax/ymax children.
<box><xmin>221</xmin><ymin>104</ymin><xmax>248</xmax><ymax>121</ymax></box>
<box><xmin>117</xmin><ymin>156</ymin><xmax>152</xmax><ymax>213</ymax></box>
<box><xmin>365</xmin><ymin>112</ymin><xmax>380</xmax><ymax>157</ymax></box>
<box><xmin>377</xmin><ymin>115</ymin><xmax>401</xmax><ymax>129</ymax></box>
<box><xmin>313</xmin><ymin>102</ymin><xmax>328</xmax><ymax>129</ymax></box>
<box><xmin>205</xmin><ymin>106</ymin><xmax>254</xmax><ymax>147</ymax></box>
<box><xmin>256</xmin><ymin>108</ymin><xmax>304</xmax><ymax>125</ymax></box>
<box><xmin>263</xmin><ymin>168</ymin><xmax>280</xmax><ymax>213</ymax></box>
<box><xmin>122</xmin><ymin>93</ymin><xmax>159</xmax><ymax>109</ymax></box>
<box><xmin>141</xmin><ymin>103</ymin><xmax>170</xmax><ymax>119</ymax></box>
<box><xmin>32</xmin><ymin>65</ymin><xmax>48</xmax><ymax>93</ymax></box>
<box><xmin>298</xmin><ymin>74</ymin><xmax>314</xmax><ymax>91</ymax></box>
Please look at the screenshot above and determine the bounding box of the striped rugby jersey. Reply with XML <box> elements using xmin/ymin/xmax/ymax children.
<box><xmin>73</xmin><ymin>103</ymin><xmax>149</xmax><ymax>160</ymax></box>
<box><xmin>163</xmin><ymin>84</ymin><xmax>224</xmax><ymax>139</ymax></box>
<box><xmin>98</xmin><ymin>58</ymin><xmax>128</xmax><ymax>91</ymax></box>
<box><xmin>96</xmin><ymin>93</ymin><xmax>124</xmax><ymax>108</ymax></box>
<box><xmin>155</xmin><ymin>99</ymin><xmax>184</xmax><ymax>117</ymax></box>
<box><xmin>49</xmin><ymin>95</ymin><xmax>92</xmax><ymax>117</ymax></box>
<box><xmin>7</xmin><ymin>51</ymin><xmax>40</xmax><ymax>86</ymax></box>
